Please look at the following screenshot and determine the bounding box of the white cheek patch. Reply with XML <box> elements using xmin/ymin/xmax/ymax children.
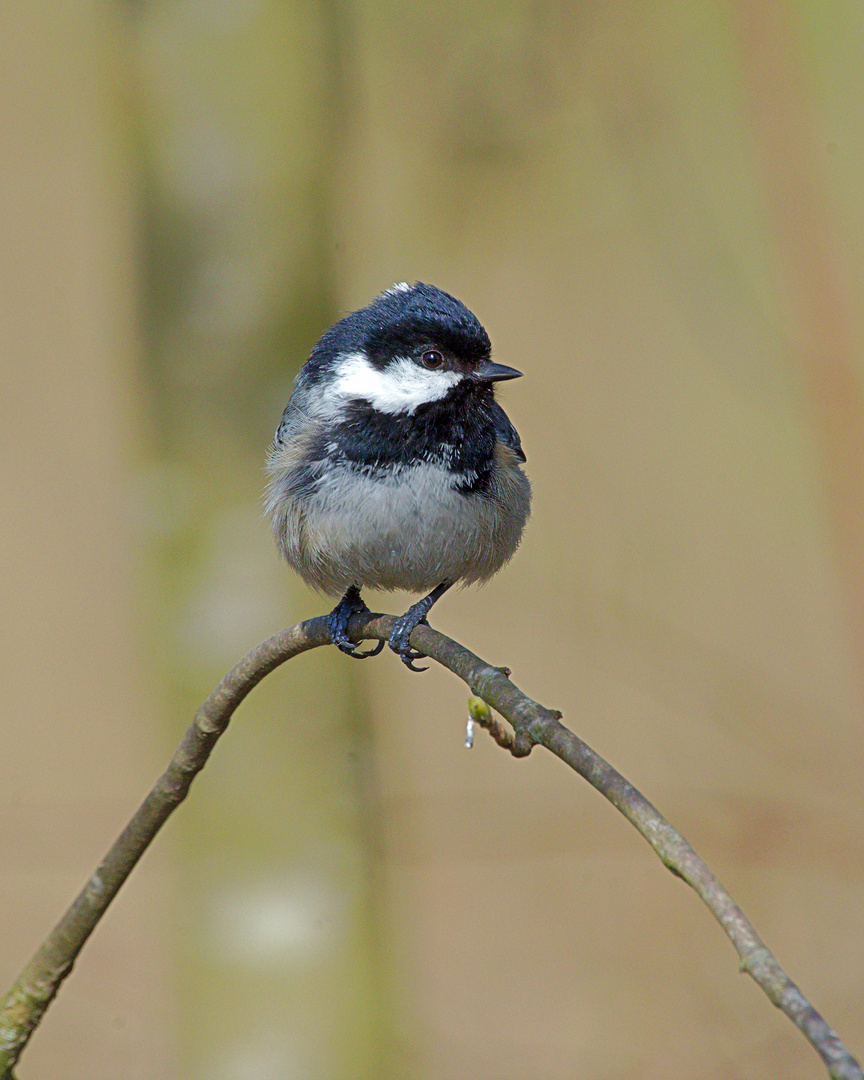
<box><xmin>331</xmin><ymin>351</ymin><xmax>462</xmax><ymax>414</ymax></box>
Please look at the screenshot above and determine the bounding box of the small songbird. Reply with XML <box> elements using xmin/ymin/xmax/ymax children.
<box><xmin>265</xmin><ymin>282</ymin><xmax>531</xmax><ymax>671</ymax></box>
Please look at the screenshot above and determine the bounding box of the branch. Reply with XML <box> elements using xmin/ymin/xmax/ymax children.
<box><xmin>0</xmin><ymin>616</ymin><xmax>860</xmax><ymax>1080</ymax></box>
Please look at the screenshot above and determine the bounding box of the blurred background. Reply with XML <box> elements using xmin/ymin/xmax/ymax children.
<box><xmin>2</xmin><ymin>1</ymin><xmax>863</xmax><ymax>1077</ymax></box>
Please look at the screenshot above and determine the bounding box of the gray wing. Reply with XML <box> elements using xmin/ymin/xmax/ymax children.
<box><xmin>491</xmin><ymin>401</ymin><xmax>526</xmax><ymax>463</ymax></box>
<box><xmin>266</xmin><ymin>395</ymin><xmax>325</xmax><ymax>503</ymax></box>
<box><xmin>272</xmin><ymin>397</ymin><xmax>304</xmax><ymax>449</ymax></box>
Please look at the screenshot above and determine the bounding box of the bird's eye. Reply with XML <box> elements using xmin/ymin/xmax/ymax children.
<box><xmin>421</xmin><ymin>350</ymin><xmax>443</xmax><ymax>369</ymax></box>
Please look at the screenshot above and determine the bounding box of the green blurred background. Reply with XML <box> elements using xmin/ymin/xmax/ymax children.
<box><xmin>2</xmin><ymin>1</ymin><xmax>863</xmax><ymax>1077</ymax></box>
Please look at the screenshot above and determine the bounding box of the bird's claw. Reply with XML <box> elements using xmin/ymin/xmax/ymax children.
<box><xmin>388</xmin><ymin>613</ymin><xmax>429</xmax><ymax>672</ymax></box>
<box><xmin>328</xmin><ymin>589</ymin><xmax>384</xmax><ymax>660</ymax></box>
<box><xmin>347</xmin><ymin>639</ymin><xmax>386</xmax><ymax>659</ymax></box>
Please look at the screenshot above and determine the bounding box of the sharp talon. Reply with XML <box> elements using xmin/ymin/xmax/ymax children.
<box><xmin>337</xmin><ymin>639</ymin><xmax>384</xmax><ymax>660</ymax></box>
<box><xmin>388</xmin><ymin>614</ymin><xmax>430</xmax><ymax>673</ymax></box>
<box><xmin>328</xmin><ymin>586</ymin><xmax>382</xmax><ymax>660</ymax></box>
<box><xmin>353</xmin><ymin>639</ymin><xmax>385</xmax><ymax>659</ymax></box>
<box><xmin>387</xmin><ymin>582</ymin><xmax>454</xmax><ymax>674</ymax></box>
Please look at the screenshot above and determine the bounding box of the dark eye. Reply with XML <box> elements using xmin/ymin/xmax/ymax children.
<box><xmin>421</xmin><ymin>349</ymin><xmax>443</xmax><ymax>369</ymax></box>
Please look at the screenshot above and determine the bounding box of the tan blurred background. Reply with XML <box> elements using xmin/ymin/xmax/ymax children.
<box><xmin>2</xmin><ymin>1</ymin><xmax>863</xmax><ymax>1077</ymax></box>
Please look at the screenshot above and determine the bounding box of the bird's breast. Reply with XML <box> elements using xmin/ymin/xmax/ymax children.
<box><xmin>272</xmin><ymin>453</ymin><xmax>528</xmax><ymax>595</ymax></box>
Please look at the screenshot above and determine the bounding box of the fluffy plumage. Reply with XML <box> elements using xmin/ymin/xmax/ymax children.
<box><xmin>265</xmin><ymin>282</ymin><xmax>531</xmax><ymax>669</ymax></box>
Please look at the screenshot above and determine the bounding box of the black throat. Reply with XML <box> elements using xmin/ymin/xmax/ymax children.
<box><xmin>322</xmin><ymin>383</ymin><xmax>498</xmax><ymax>491</ymax></box>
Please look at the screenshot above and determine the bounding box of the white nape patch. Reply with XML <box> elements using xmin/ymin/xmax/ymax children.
<box><xmin>384</xmin><ymin>281</ymin><xmax>412</xmax><ymax>295</ymax></box>
<box><xmin>331</xmin><ymin>351</ymin><xmax>462</xmax><ymax>415</ymax></box>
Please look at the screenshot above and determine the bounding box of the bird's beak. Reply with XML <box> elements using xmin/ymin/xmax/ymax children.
<box><xmin>472</xmin><ymin>360</ymin><xmax>523</xmax><ymax>382</ymax></box>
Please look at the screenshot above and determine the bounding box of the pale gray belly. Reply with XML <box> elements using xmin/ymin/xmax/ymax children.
<box><xmin>271</xmin><ymin>460</ymin><xmax>529</xmax><ymax>596</ymax></box>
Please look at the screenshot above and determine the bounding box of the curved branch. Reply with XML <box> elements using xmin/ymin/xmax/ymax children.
<box><xmin>1</xmin><ymin>616</ymin><xmax>860</xmax><ymax>1080</ymax></box>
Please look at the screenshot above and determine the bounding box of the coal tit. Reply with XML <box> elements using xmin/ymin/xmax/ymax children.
<box><xmin>265</xmin><ymin>282</ymin><xmax>531</xmax><ymax>671</ymax></box>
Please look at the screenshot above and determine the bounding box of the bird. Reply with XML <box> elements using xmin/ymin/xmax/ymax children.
<box><xmin>265</xmin><ymin>281</ymin><xmax>531</xmax><ymax>671</ymax></box>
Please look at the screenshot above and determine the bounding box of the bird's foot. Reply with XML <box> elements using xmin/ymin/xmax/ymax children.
<box><xmin>388</xmin><ymin>608</ymin><xmax>430</xmax><ymax>672</ymax></box>
<box><xmin>328</xmin><ymin>586</ymin><xmax>385</xmax><ymax>660</ymax></box>
<box><xmin>388</xmin><ymin>582</ymin><xmax>453</xmax><ymax>672</ymax></box>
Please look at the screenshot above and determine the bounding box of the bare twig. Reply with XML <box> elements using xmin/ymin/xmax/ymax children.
<box><xmin>1</xmin><ymin>615</ymin><xmax>860</xmax><ymax>1080</ymax></box>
